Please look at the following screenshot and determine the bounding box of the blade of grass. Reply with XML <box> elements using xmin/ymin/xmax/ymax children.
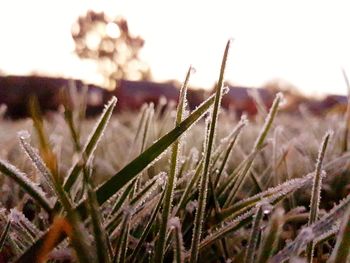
<box><xmin>190</xmin><ymin>39</ymin><xmax>232</xmax><ymax>263</ymax></box>
<box><xmin>0</xmin><ymin>159</ymin><xmax>52</xmax><ymax>213</ymax></box>
<box><xmin>112</xmin><ymin>209</ymin><xmax>131</xmax><ymax>263</ymax></box>
<box><xmin>62</xmin><ymin>96</ymin><xmax>117</xmax><ymax>194</ymax></box>
<box><xmin>271</xmin><ymin>191</ymin><xmax>350</xmax><ymax>263</ymax></box>
<box><xmin>18</xmin><ymin>130</ymin><xmax>56</xmax><ymax>197</ymax></box>
<box><xmin>83</xmin><ymin>164</ymin><xmax>111</xmax><ymax>263</ymax></box>
<box><xmin>223</xmin><ymin>93</ymin><xmax>283</xmax><ymax>207</ymax></box>
<box><xmin>306</xmin><ymin>131</ymin><xmax>331</xmax><ymax>262</ymax></box>
<box><xmin>16</xmin><ymin>86</ymin><xmax>218</xmax><ymax>262</ymax></box>
<box><xmin>213</xmin><ymin>116</ymin><xmax>247</xmax><ymax>188</ymax></box>
<box><xmin>256</xmin><ymin>208</ymin><xmax>284</xmax><ymax>263</ymax></box>
<box><xmin>130</xmin><ymin>190</ymin><xmax>165</xmax><ymax>263</ymax></box>
<box><xmin>155</xmin><ymin>66</ymin><xmax>193</xmax><ymax>262</ymax></box>
<box><xmin>244</xmin><ymin>203</ymin><xmax>266</xmax><ymax>263</ymax></box>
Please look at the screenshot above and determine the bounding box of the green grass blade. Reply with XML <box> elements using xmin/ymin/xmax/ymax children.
<box><xmin>0</xmin><ymin>159</ymin><xmax>52</xmax><ymax>213</ymax></box>
<box><xmin>84</xmin><ymin>166</ymin><xmax>111</xmax><ymax>263</ymax></box>
<box><xmin>62</xmin><ymin>96</ymin><xmax>117</xmax><ymax>193</ymax></box>
<box><xmin>174</xmin><ymin>159</ymin><xmax>203</xmax><ymax>215</ymax></box>
<box><xmin>16</xmin><ymin>87</ymin><xmax>217</xmax><ymax>262</ymax></box>
<box><xmin>213</xmin><ymin>116</ymin><xmax>247</xmax><ymax>188</ymax></box>
<box><xmin>0</xmin><ymin>219</ymin><xmax>11</xmax><ymax>252</ymax></box>
<box><xmin>306</xmin><ymin>131</ymin><xmax>331</xmax><ymax>262</ymax></box>
<box><xmin>223</xmin><ymin>93</ymin><xmax>283</xmax><ymax>207</ymax></box>
<box><xmin>112</xmin><ymin>210</ymin><xmax>130</xmax><ymax>263</ymax></box>
<box><xmin>130</xmin><ymin>190</ymin><xmax>165</xmax><ymax>263</ymax></box>
<box><xmin>51</xmin><ymin>168</ymin><xmax>93</xmax><ymax>263</ymax></box>
<box><xmin>256</xmin><ymin>208</ymin><xmax>284</xmax><ymax>263</ymax></box>
<box><xmin>190</xmin><ymin>39</ymin><xmax>232</xmax><ymax>263</ymax></box>
<box><xmin>244</xmin><ymin>203</ymin><xmax>266</xmax><ymax>263</ymax></box>
<box><xmin>155</xmin><ymin>66</ymin><xmax>193</xmax><ymax>262</ymax></box>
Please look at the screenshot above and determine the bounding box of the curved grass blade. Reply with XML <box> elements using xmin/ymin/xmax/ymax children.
<box><xmin>190</xmin><ymin>39</ymin><xmax>232</xmax><ymax>263</ymax></box>
<box><xmin>16</xmin><ymin>85</ymin><xmax>218</xmax><ymax>262</ymax></box>
<box><xmin>0</xmin><ymin>159</ymin><xmax>52</xmax><ymax>213</ymax></box>
<box><xmin>306</xmin><ymin>131</ymin><xmax>331</xmax><ymax>262</ymax></box>
<box><xmin>62</xmin><ymin>96</ymin><xmax>117</xmax><ymax>193</ymax></box>
<box><xmin>155</xmin><ymin>66</ymin><xmax>193</xmax><ymax>262</ymax></box>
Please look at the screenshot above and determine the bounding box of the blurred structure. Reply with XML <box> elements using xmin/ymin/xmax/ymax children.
<box><xmin>0</xmin><ymin>75</ymin><xmax>348</xmax><ymax>119</ymax></box>
<box><xmin>0</xmin><ymin>76</ymin><xmax>109</xmax><ymax>118</ymax></box>
<box><xmin>72</xmin><ymin>10</ymin><xmax>151</xmax><ymax>89</ymax></box>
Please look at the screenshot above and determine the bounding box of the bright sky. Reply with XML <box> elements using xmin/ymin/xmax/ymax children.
<box><xmin>1</xmin><ymin>0</ymin><xmax>350</xmax><ymax>96</ymax></box>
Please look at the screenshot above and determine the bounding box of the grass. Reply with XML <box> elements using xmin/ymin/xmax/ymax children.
<box><xmin>1</xmin><ymin>42</ymin><xmax>350</xmax><ymax>262</ymax></box>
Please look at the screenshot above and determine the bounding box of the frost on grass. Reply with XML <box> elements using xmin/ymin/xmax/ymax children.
<box><xmin>18</xmin><ymin>130</ymin><xmax>56</xmax><ymax>196</ymax></box>
<box><xmin>271</xmin><ymin>192</ymin><xmax>350</xmax><ymax>262</ymax></box>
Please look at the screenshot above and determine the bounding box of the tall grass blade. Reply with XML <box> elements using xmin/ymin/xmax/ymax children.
<box><xmin>213</xmin><ymin>116</ymin><xmax>247</xmax><ymax>188</ymax></box>
<box><xmin>17</xmin><ymin>87</ymin><xmax>218</xmax><ymax>262</ymax></box>
<box><xmin>84</xmin><ymin>165</ymin><xmax>111</xmax><ymax>263</ymax></box>
<box><xmin>306</xmin><ymin>131</ymin><xmax>331</xmax><ymax>262</ymax></box>
<box><xmin>130</xmin><ymin>190</ymin><xmax>165</xmax><ymax>263</ymax></box>
<box><xmin>190</xmin><ymin>39</ymin><xmax>232</xmax><ymax>263</ymax></box>
<box><xmin>62</xmin><ymin>96</ymin><xmax>117</xmax><ymax>193</ymax></box>
<box><xmin>244</xmin><ymin>203</ymin><xmax>266</xmax><ymax>263</ymax></box>
<box><xmin>113</xmin><ymin>210</ymin><xmax>130</xmax><ymax>263</ymax></box>
<box><xmin>155</xmin><ymin>66</ymin><xmax>193</xmax><ymax>262</ymax></box>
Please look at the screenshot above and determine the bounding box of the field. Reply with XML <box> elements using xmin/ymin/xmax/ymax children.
<box><xmin>1</xmin><ymin>42</ymin><xmax>350</xmax><ymax>263</ymax></box>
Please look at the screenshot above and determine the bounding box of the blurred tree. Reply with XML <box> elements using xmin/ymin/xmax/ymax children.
<box><xmin>72</xmin><ymin>10</ymin><xmax>151</xmax><ymax>89</ymax></box>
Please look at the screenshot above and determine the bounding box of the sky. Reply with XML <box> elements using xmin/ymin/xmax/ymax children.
<box><xmin>1</xmin><ymin>0</ymin><xmax>350</xmax><ymax>96</ymax></box>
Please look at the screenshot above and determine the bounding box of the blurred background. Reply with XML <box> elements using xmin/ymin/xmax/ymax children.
<box><xmin>1</xmin><ymin>0</ymin><xmax>350</xmax><ymax>117</ymax></box>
